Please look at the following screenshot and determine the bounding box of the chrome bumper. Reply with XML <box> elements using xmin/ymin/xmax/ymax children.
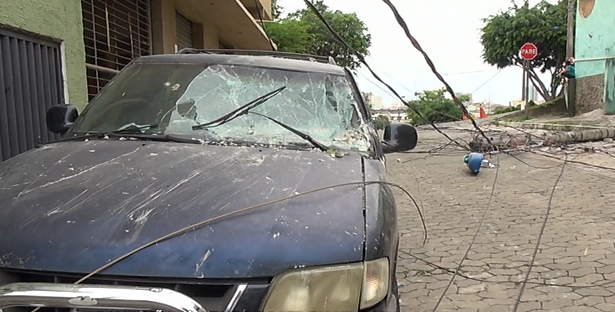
<box><xmin>0</xmin><ymin>283</ymin><xmax>207</xmax><ymax>312</ymax></box>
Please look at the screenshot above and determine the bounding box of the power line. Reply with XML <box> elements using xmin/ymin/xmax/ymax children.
<box><xmin>355</xmin><ymin>71</ymin><xmax>400</xmax><ymax>98</ymax></box>
<box><xmin>430</xmin><ymin>152</ymin><xmax>500</xmax><ymax>312</ymax></box>
<box><xmin>512</xmin><ymin>154</ymin><xmax>568</xmax><ymax>311</ymax></box>
<box><xmin>470</xmin><ymin>70</ymin><xmax>503</xmax><ymax>94</ymax></box>
<box><xmin>377</xmin><ymin>0</ymin><xmax>494</xmax><ymax>147</ymax></box>
<box><xmin>443</xmin><ymin>70</ymin><xmax>489</xmax><ymax>76</ymax></box>
<box><xmin>302</xmin><ymin>0</ymin><xmax>469</xmax><ymax>149</ymax></box>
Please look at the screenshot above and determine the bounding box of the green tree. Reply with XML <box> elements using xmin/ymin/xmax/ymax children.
<box><xmin>406</xmin><ymin>88</ymin><xmax>465</xmax><ymax>125</ymax></box>
<box><xmin>265</xmin><ymin>0</ymin><xmax>371</xmax><ymax>69</ymax></box>
<box><xmin>271</xmin><ymin>0</ymin><xmax>283</xmax><ymax>20</ymax></box>
<box><xmin>493</xmin><ymin>105</ymin><xmax>521</xmax><ymax>115</ymax></box>
<box><xmin>372</xmin><ymin>115</ymin><xmax>390</xmax><ymax>130</ymax></box>
<box><xmin>265</xmin><ymin>20</ymin><xmax>311</xmax><ymax>53</ymax></box>
<box><xmin>480</xmin><ymin>0</ymin><xmax>568</xmax><ymax>101</ymax></box>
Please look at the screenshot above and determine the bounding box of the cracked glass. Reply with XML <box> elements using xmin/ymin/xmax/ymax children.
<box><xmin>73</xmin><ymin>62</ymin><xmax>371</xmax><ymax>151</ymax></box>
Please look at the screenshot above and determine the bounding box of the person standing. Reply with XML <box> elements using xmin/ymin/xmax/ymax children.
<box><xmin>560</xmin><ymin>57</ymin><xmax>576</xmax><ymax>80</ymax></box>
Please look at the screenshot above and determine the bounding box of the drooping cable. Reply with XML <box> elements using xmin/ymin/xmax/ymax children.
<box><xmin>301</xmin><ymin>0</ymin><xmax>469</xmax><ymax>150</ymax></box>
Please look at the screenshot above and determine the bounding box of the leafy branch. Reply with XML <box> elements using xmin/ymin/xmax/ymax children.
<box><xmin>480</xmin><ymin>0</ymin><xmax>568</xmax><ymax>101</ymax></box>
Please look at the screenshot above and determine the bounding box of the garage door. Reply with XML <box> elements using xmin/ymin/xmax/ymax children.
<box><xmin>176</xmin><ymin>12</ymin><xmax>193</xmax><ymax>51</ymax></box>
<box><xmin>82</xmin><ymin>0</ymin><xmax>151</xmax><ymax>100</ymax></box>
<box><xmin>0</xmin><ymin>28</ymin><xmax>64</xmax><ymax>162</ymax></box>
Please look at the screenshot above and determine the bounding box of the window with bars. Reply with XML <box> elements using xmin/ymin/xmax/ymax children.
<box><xmin>81</xmin><ymin>0</ymin><xmax>151</xmax><ymax>101</ymax></box>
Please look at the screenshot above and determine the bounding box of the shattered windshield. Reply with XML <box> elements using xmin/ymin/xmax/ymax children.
<box><xmin>72</xmin><ymin>62</ymin><xmax>371</xmax><ymax>151</ymax></box>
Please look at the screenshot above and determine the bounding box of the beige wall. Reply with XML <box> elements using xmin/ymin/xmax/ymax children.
<box><xmin>261</xmin><ymin>0</ymin><xmax>272</xmax><ymax>19</ymax></box>
<box><xmin>151</xmin><ymin>0</ymin><xmax>274</xmax><ymax>54</ymax></box>
<box><xmin>240</xmin><ymin>0</ymin><xmax>272</xmax><ymax>20</ymax></box>
<box><xmin>0</xmin><ymin>0</ymin><xmax>88</xmax><ymax>109</ymax></box>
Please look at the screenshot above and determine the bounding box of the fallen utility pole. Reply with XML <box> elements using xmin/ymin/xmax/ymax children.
<box><xmin>470</xmin><ymin>128</ymin><xmax>615</xmax><ymax>152</ymax></box>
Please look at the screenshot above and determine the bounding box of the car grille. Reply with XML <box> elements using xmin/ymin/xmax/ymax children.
<box><xmin>0</xmin><ymin>269</ymin><xmax>271</xmax><ymax>312</ymax></box>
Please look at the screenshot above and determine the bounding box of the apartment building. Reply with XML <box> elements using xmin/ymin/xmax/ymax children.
<box><xmin>0</xmin><ymin>0</ymin><xmax>274</xmax><ymax>162</ymax></box>
<box><xmin>364</xmin><ymin>92</ymin><xmax>384</xmax><ymax>110</ymax></box>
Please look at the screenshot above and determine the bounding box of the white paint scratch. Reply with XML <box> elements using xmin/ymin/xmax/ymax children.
<box><xmin>194</xmin><ymin>249</ymin><xmax>213</xmax><ymax>278</ymax></box>
<box><xmin>17</xmin><ymin>147</ymin><xmax>142</xmax><ymax>197</ymax></box>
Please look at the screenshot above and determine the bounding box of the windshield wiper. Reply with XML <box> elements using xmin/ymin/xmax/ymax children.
<box><xmin>112</xmin><ymin>123</ymin><xmax>159</xmax><ymax>134</ymax></box>
<box><xmin>192</xmin><ymin>86</ymin><xmax>286</xmax><ymax>130</ymax></box>
<box><xmin>52</xmin><ymin>124</ymin><xmax>159</xmax><ymax>142</ymax></box>
<box><xmin>105</xmin><ymin>133</ymin><xmax>204</xmax><ymax>144</ymax></box>
<box><xmin>53</xmin><ymin>125</ymin><xmax>203</xmax><ymax>145</ymax></box>
<box><xmin>248</xmin><ymin>111</ymin><xmax>329</xmax><ymax>153</ymax></box>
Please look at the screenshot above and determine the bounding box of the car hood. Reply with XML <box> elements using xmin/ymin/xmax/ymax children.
<box><xmin>0</xmin><ymin>140</ymin><xmax>366</xmax><ymax>278</ymax></box>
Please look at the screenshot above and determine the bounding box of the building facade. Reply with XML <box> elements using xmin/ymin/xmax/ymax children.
<box><xmin>0</xmin><ymin>0</ymin><xmax>274</xmax><ymax>162</ymax></box>
<box><xmin>364</xmin><ymin>92</ymin><xmax>384</xmax><ymax>110</ymax></box>
<box><xmin>573</xmin><ymin>0</ymin><xmax>615</xmax><ymax>114</ymax></box>
<box><xmin>373</xmin><ymin>104</ymin><xmax>407</xmax><ymax>121</ymax></box>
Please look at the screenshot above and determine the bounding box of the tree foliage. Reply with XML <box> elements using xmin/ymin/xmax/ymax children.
<box><xmin>372</xmin><ymin>115</ymin><xmax>390</xmax><ymax>130</ymax></box>
<box><xmin>480</xmin><ymin>0</ymin><xmax>568</xmax><ymax>101</ymax></box>
<box><xmin>264</xmin><ymin>19</ymin><xmax>311</xmax><ymax>54</ymax></box>
<box><xmin>265</xmin><ymin>0</ymin><xmax>372</xmax><ymax>69</ymax></box>
<box><xmin>271</xmin><ymin>0</ymin><xmax>282</xmax><ymax>20</ymax></box>
<box><xmin>406</xmin><ymin>89</ymin><xmax>465</xmax><ymax>125</ymax></box>
<box><xmin>492</xmin><ymin>105</ymin><xmax>521</xmax><ymax>115</ymax></box>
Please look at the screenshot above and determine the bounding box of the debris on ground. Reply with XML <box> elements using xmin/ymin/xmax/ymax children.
<box><xmin>481</xmin><ymin>158</ymin><xmax>496</xmax><ymax>168</ymax></box>
<box><xmin>464</xmin><ymin>152</ymin><xmax>485</xmax><ymax>174</ymax></box>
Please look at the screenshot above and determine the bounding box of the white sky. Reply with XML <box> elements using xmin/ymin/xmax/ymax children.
<box><xmin>277</xmin><ymin>0</ymin><xmax>555</xmax><ymax>107</ymax></box>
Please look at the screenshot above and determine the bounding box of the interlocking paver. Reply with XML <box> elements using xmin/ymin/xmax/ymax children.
<box><xmin>390</xmin><ymin>127</ymin><xmax>615</xmax><ymax>311</ymax></box>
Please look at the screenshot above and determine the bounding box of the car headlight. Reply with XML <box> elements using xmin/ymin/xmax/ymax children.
<box><xmin>262</xmin><ymin>258</ymin><xmax>390</xmax><ymax>312</ymax></box>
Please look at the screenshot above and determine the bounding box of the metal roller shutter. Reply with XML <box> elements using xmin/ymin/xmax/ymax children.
<box><xmin>82</xmin><ymin>0</ymin><xmax>151</xmax><ymax>101</ymax></box>
<box><xmin>0</xmin><ymin>28</ymin><xmax>64</xmax><ymax>162</ymax></box>
<box><xmin>176</xmin><ymin>12</ymin><xmax>193</xmax><ymax>51</ymax></box>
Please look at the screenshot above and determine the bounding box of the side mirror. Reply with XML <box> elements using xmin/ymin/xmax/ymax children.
<box><xmin>46</xmin><ymin>104</ymin><xmax>79</xmax><ymax>135</ymax></box>
<box><xmin>382</xmin><ymin>123</ymin><xmax>418</xmax><ymax>153</ymax></box>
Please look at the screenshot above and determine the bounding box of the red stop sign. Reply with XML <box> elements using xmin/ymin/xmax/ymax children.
<box><xmin>520</xmin><ymin>42</ymin><xmax>538</xmax><ymax>61</ymax></box>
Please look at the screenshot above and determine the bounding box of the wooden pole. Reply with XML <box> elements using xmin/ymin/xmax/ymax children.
<box><xmin>565</xmin><ymin>0</ymin><xmax>575</xmax><ymax>115</ymax></box>
<box><xmin>566</xmin><ymin>0</ymin><xmax>576</xmax><ymax>58</ymax></box>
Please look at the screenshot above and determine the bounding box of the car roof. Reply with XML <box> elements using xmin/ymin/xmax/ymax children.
<box><xmin>135</xmin><ymin>53</ymin><xmax>347</xmax><ymax>75</ymax></box>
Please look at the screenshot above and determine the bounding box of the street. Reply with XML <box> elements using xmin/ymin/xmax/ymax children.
<box><xmin>390</xmin><ymin>126</ymin><xmax>615</xmax><ymax>312</ymax></box>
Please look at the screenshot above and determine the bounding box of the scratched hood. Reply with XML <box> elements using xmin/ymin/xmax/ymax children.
<box><xmin>0</xmin><ymin>140</ymin><xmax>366</xmax><ymax>278</ymax></box>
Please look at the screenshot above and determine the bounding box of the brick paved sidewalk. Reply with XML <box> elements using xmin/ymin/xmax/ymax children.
<box><xmin>390</xmin><ymin>129</ymin><xmax>615</xmax><ymax>312</ymax></box>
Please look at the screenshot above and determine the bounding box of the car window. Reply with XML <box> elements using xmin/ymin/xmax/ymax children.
<box><xmin>72</xmin><ymin>62</ymin><xmax>371</xmax><ymax>151</ymax></box>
